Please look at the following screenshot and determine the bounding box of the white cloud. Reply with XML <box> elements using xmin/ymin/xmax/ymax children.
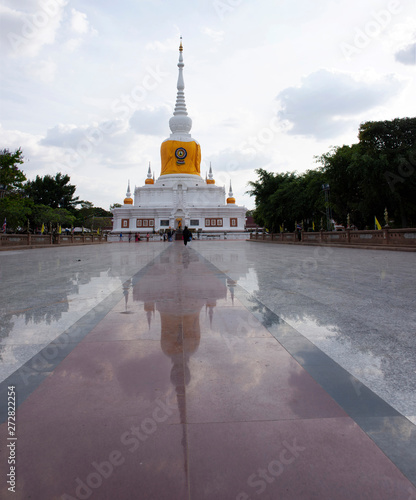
<box><xmin>63</xmin><ymin>8</ymin><xmax>97</xmax><ymax>52</ymax></box>
<box><xmin>145</xmin><ymin>34</ymin><xmax>181</xmax><ymax>52</ymax></box>
<box><xmin>201</xmin><ymin>27</ymin><xmax>224</xmax><ymax>43</ymax></box>
<box><xmin>276</xmin><ymin>69</ymin><xmax>405</xmax><ymax>139</ymax></box>
<box><xmin>206</xmin><ymin>148</ymin><xmax>270</xmax><ymax>176</ymax></box>
<box><xmin>1</xmin><ymin>0</ymin><xmax>415</xmax><ymax>211</ymax></box>
<box><xmin>0</xmin><ymin>0</ymin><xmax>68</xmax><ymax>57</ymax></box>
<box><xmin>395</xmin><ymin>42</ymin><xmax>416</xmax><ymax>65</ymax></box>
<box><xmin>129</xmin><ymin>107</ymin><xmax>171</xmax><ymax>136</ymax></box>
<box><xmin>70</xmin><ymin>9</ymin><xmax>91</xmax><ymax>35</ymax></box>
<box><xmin>27</xmin><ymin>57</ymin><xmax>57</xmax><ymax>83</ymax></box>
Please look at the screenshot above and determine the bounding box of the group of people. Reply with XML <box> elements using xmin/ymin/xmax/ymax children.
<box><xmin>166</xmin><ymin>227</ymin><xmax>192</xmax><ymax>245</ymax></box>
<box><xmin>119</xmin><ymin>228</ymin><xmax>192</xmax><ymax>245</ymax></box>
<box><xmin>119</xmin><ymin>233</ymin><xmax>150</xmax><ymax>242</ymax></box>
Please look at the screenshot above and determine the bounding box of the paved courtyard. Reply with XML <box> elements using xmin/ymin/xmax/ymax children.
<box><xmin>0</xmin><ymin>240</ymin><xmax>415</xmax><ymax>499</ymax></box>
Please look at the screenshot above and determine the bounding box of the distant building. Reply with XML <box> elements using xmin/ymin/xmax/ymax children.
<box><xmin>245</xmin><ymin>216</ymin><xmax>262</xmax><ymax>232</ymax></box>
<box><xmin>112</xmin><ymin>39</ymin><xmax>246</xmax><ymax>234</ymax></box>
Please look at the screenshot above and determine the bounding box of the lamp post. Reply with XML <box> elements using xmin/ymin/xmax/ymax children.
<box><xmin>322</xmin><ymin>183</ymin><xmax>332</xmax><ymax>231</ymax></box>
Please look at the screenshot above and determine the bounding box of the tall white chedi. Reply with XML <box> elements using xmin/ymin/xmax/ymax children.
<box><xmin>160</xmin><ymin>38</ymin><xmax>201</xmax><ymax>176</ymax></box>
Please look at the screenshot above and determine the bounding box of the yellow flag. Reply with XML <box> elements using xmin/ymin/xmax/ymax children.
<box><xmin>97</xmin><ymin>227</ymin><xmax>100</xmax><ymax>235</ymax></box>
<box><xmin>58</xmin><ymin>225</ymin><xmax>62</xmax><ymax>234</ymax></box>
<box><xmin>279</xmin><ymin>225</ymin><xmax>283</xmax><ymax>232</ymax></box>
<box><xmin>312</xmin><ymin>221</ymin><xmax>315</xmax><ymax>230</ymax></box>
<box><xmin>375</xmin><ymin>216</ymin><xmax>382</xmax><ymax>230</ymax></box>
<box><xmin>41</xmin><ymin>223</ymin><xmax>44</xmax><ymax>234</ymax></box>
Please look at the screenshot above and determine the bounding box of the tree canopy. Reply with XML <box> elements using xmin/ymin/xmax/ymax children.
<box><xmin>0</xmin><ymin>149</ymin><xmax>116</xmax><ymax>232</ymax></box>
<box><xmin>24</xmin><ymin>172</ymin><xmax>81</xmax><ymax>210</ymax></box>
<box><xmin>248</xmin><ymin>117</ymin><xmax>416</xmax><ymax>230</ymax></box>
<box><xmin>0</xmin><ymin>148</ymin><xmax>26</xmax><ymax>194</ymax></box>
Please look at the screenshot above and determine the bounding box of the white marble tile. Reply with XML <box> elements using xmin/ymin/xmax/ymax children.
<box><xmin>193</xmin><ymin>241</ymin><xmax>416</xmax><ymax>424</ymax></box>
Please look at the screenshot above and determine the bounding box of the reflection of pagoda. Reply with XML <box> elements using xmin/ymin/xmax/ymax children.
<box><xmin>132</xmin><ymin>245</ymin><xmax>227</xmax><ymax>483</ymax></box>
<box><xmin>111</xmin><ymin>39</ymin><xmax>246</xmax><ymax>235</ymax></box>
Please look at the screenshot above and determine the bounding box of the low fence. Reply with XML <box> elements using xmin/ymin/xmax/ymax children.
<box><xmin>0</xmin><ymin>233</ymin><xmax>107</xmax><ymax>248</ymax></box>
<box><xmin>250</xmin><ymin>228</ymin><xmax>416</xmax><ymax>249</ymax></box>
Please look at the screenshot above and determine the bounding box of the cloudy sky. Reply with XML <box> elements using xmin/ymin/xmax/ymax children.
<box><xmin>1</xmin><ymin>0</ymin><xmax>415</xmax><ymax>210</ymax></box>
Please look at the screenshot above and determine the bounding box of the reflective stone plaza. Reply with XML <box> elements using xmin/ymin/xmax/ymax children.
<box><xmin>0</xmin><ymin>241</ymin><xmax>415</xmax><ymax>499</ymax></box>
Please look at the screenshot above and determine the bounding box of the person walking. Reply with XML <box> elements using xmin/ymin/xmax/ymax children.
<box><xmin>183</xmin><ymin>226</ymin><xmax>191</xmax><ymax>246</ymax></box>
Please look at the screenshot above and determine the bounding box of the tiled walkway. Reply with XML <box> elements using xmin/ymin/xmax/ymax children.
<box><xmin>0</xmin><ymin>242</ymin><xmax>415</xmax><ymax>499</ymax></box>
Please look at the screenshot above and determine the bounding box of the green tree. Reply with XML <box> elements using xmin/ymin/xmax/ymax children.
<box><xmin>248</xmin><ymin>117</ymin><xmax>416</xmax><ymax>231</ymax></box>
<box><xmin>316</xmin><ymin>144</ymin><xmax>364</xmax><ymax>227</ymax></box>
<box><xmin>317</xmin><ymin>118</ymin><xmax>416</xmax><ymax>228</ymax></box>
<box><xmin>24</xmin><ymin>173</ymin><xmax>81</xmax><ymax>210</ymax></box>
<box><xmin>247</xmin><ymin>169</ymin><xmax>325</xmax><ymax>232</ymax></box>
<box><xmin>75</xmin><ymin>202</ymin><xmax>113</xmax><ymax>229</ymax></box>
<box><xmin>0</xmin><ymin>196</ymin><xmax>33</xmax><ymax>231</ymax></box>
<box><xmin>30</xmin><ymin>204</ymin><xmax>76</xmax><ymax>230</ymax></box>
<box><xmin>0</xmin><ymin>148</ymin><xmax>26</xmax><ymax>194</ymax></box>
<box><xmin>358</xmin><ymin>117</ymin><xmax>416</xmax><ymax>227</ymax></box>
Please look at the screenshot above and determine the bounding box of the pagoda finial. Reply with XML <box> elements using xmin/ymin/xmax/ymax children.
<box><xmin>124</xmin><ymin>180</ymin><xmax>133</xmax><ymax>204</ymax></box>
<box><xmin>227</xmin><ymin>180</ymin><xmax>235</xmax><ymax>204</ymax></box>
<box><xmin>169</xmin><ymin>37</ymin><xmax>192</xmax><ymax>137</ymax></box>
<box><xmin>207</xmin><ymin>163</ymin><xmax>215</xmax><ymax>184</ymax></box>
<box><xmin>145</xmin><ymin>162</ymin><xmax>155</xmax><ymax>185</ymax></box>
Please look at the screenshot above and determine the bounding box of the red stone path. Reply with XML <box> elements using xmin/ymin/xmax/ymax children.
<box><xmin>1</xmin><ymin>243</ymin><xmax>415</xmax><ymax>499</ymax></box>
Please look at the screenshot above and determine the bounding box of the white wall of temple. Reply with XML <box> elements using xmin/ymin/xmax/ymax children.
<box><xmin>134</xmin><ymin>184</ymin><xmax>226</xmax><ymax>207</ymax></box>
<box><xmin>112</xmin><ymin>206</ymin><xmax>247</xmax><ymax>232</ymax></box>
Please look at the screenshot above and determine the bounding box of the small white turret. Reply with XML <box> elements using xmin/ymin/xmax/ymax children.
<box><xmin>207</xmin><ymin>163</ymin><xmax>215</xmax><ymax>184</ymax></box>
<box><xmin>145</xmin><ymin>162</ymin><xmax>154</xmax><ymax>185</ymax></box>
<box><xmin>227</xmin><ymin>181</ymin><xmax>235</xmax><ymax>204</ymax></box>
<box><xmin>124</xmin><ymin>180</ymin><xmax>133</xmax><ymax>204</ymax></box>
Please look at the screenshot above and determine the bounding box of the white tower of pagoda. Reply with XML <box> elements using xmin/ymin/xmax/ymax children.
<box><xmin>111</xmin><ymin>39</ymin><xmax>246</xmax><ymax>235</ymax></box>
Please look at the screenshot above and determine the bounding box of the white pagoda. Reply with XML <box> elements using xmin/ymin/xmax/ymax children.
<box><xmin>111</xmin><ymin>39</ymin><xmax>246</xmax><ymax>235</ymax></box>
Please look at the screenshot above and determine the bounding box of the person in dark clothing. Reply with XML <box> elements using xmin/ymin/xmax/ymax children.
<box><xmin>183</xmin><ymin>226</ymin><xmax>191</xmax><ymax>246</ymax></box>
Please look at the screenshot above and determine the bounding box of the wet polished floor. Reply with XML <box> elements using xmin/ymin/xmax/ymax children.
<box><xmin>0</xmin><ymin>241</ymin><xmax>415</xmax><ymax>499</ymax></box>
